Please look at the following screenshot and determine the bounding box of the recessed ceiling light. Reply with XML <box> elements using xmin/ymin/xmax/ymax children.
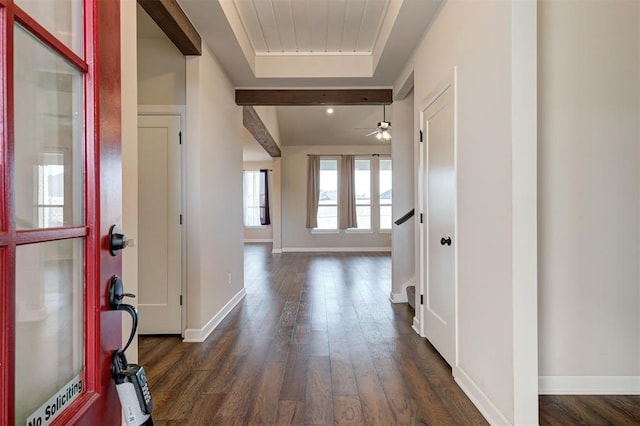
<box><xmin>326</xmin><ymin>108</ymin><xmax>334</xmax><ymax>115</ymax></box>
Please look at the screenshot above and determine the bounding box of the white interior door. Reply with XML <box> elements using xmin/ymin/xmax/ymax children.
<box><xmin>137</xmin><ymin>114</ymin><xmax>182</xmax><ymax>334</ymax></box>
<box><xmin>421</xmin><ymin>85</ymin><xmax>456</xmax><ymax>366</ymax></box>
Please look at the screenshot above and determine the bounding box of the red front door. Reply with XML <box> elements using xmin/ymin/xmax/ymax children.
<box><xmin>0</xmin><ymin>0</ymin><xmax>122</xmax><ymax>424</ymax></box>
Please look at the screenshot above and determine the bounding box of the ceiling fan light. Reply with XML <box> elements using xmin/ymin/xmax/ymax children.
<box><xmin>375</xmin><ymin>132</ymin><xmax>383</xmax><ymax>140</ymax></box>
<box><xmin>382</xmin><ymin>130</ymin><xmax>392</xmax><ymax>141</ymax></box>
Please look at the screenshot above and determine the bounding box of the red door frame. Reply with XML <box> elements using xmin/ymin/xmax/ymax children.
<box><xmin>0</xmin><ymin>0</ymin><xmax>122</xmax><ymax>424</ymax></box>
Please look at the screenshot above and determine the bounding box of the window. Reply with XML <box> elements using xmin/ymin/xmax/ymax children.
<box><xmin>317</xmin><ymin>158</ymin><xmax>338</xmax><ymax>229</ymax></box>
<box><xmin>379</xmin><ymin>157</ymin><xmax>393</xmax><ymax>230</ymax></box>
<box><xmin>354</xmin><ymin>158</ymin><xmax>371</xmax><ymax>229</ymax></box>
<box><xmin>243</xmin><ymin>171</ymin><xmax>262</xmax><ymax>226</ymax></box>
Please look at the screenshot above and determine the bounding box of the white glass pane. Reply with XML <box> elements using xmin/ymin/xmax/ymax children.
<box><xmin>380</xmin><ymin>205</ymin><xmax>392</xmax><ymax>229</ymax></box>
<box><xmin>14</xmin><ymin>25</ymin><xmax>84</xmax><ymax>230</ymax></box>
<box><xmin>244</xmin><ymin>171</ymin><xmax>262</xmax><ymax>226</ymax></box>
<box><xmin>380</xmin><ymin>158</ymin><xmax>392</xmax><ymax>204</ymax></box>
<box><xmin>16</xmin><ymin>0</ymin><xmax>83</xmax><ymax>57</ymax></box>
<box><xmin>317</xmin><ymin>206</ymin><xmax>337</xmax><ymax>229</ymax></box>
<box><xmin>15</xmin><ymin>239</ymin><xmax>84</xmax><ymax>424</ymax></box>
<box><xmin>356</xmin><ymin>206</ymin><xmax>371</xmax><ymax>229</ymax></box>
<box><xmin>355</xmin><ymin>159</ymin><xmax>371</xmax><ymax>205</ymax></box>
<box><xmin>318</xmin><ymin>159</ymin><xmax>337</xmax><ymax>206</ymax></box>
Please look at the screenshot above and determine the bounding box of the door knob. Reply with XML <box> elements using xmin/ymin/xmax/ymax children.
<box><xmin>440</xmin><ymin>237</ymin><xmax>452</xmax><ymax>246</ymax></box>
<box><xmin>109</xmin><ymin>225</ymin><xmax>129</xmax><ymax>256</ymax></box>
<box><xmin>108</xmin><ymin>275</ymin><xmax>136</xmax><ymax>310</ymax></box>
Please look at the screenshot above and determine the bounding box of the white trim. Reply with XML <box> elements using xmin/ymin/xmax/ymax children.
<box><xmin>344</xmin><ymin>228</ymin><xmax>374</xmax><ymax>234</ymax></box>
<box><xmin>454</xmin><ymin>366</ymin><xmax>510</xmax><ymax>425</ymax></box>
<box><xmin>412</xmin><ymin>317</ymin><xmax>421</xmax><ymax>336</ymax></box>
<box><xmin>281</xmin><ymin>247</ymin><xmax>391</xmax><ymax>253</ymax></box>
<box><xmin>511</xmin><ymin>2</ymin><xmax>539</xmax><ymax>424</ymax></box>
<box><xmin>311</xmin><ymin>229</ymin><xmax>340</xmax><ymax>234</ymax></box>
<box><xmin>539</xmin><ymin>376</ymin><xmax>640</xmax><ymax>395</ymax></box>
<box><xmin>244</xmin><ymin>239</ymin><xmax>273</xmax><ymax>243</ymax></box>
<box><xmin>389</xmin><ymin>278</ymin><xmax>414</xmax><ymax>303</ymax></box>
<box><xmin>272</xmin><ymin>248</ymin><xmax>283</xmax><ymax>254</ymax></box>
<box><xmin>138</xmin><ymin>105</ymin><xmax>186</xmax><ymax>115</ymax></box>
<box><xmin>183</xmin><ymin>288</ymin><xmax>246</xmax><ymax>342</ymax></box>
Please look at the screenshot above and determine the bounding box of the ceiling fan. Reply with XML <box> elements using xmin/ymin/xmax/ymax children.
<box><xmin>364</xmin><ymin>105</ymin><xmax>392</xmax><ymax>141</ymax></box>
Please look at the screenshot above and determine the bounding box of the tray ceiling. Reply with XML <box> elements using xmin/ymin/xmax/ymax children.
<box><xmin>179</xmin><ymin>0</ymin><xmax>442</xmax><ymax>85</ymax></box>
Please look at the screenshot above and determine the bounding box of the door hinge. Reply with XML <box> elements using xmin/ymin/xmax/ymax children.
<box><xmin>179</xmin><ymin>214</ymin><xmax>183</xmax><ymax>225</ymax></box>
<box><xmin>180</xmin><ymin>295</ymin><xmax>183</xmax><ymax>306</ymax></box>
<box><xmin>419</xmin><ymin>130</ymin><xmax>423</xmax><ymax>142</ymax></box>
<box><xmin>420</xmin><ymin>295</ymin><xmax>424</xmax><ymax>305</ymax></box>
<box><xmin>179</xmin><ymin>131</ymin><xmax>182</xmax><ymax>144</ymax></box>
<box><xmin>420</xmin><ymin>213</ymin><xmax>423</xmax><ymax>224</ymax></box>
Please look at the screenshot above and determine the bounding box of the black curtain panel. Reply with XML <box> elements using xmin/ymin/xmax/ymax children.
<box><xmin>260</xmin><ymin>169</ymin><xmax>271</xmax><ymax>226</ymax></box>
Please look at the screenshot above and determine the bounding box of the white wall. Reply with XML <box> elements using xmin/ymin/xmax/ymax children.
<box><xmin>243</xmin><ymin>161</ymin><xmax>274</xmax><ymax>242</ymax></box>
<box><xmin>390</xmin><ymin>89</ymin><xmax>415</xmax><ymax>302</ymax></box>
<box><xmin>185</xmin><ymin>44</ymin><xmax>245</xmax><ymax>338</ymax></box>
<box><xmin>400</xmin><ymin>1</ymin><xmax>538</xmax><ymax>423</ymax></box>
<box><xmin>281</xmin><ymin>145</ymin><xmax>392</xmax><ymax>251</ymax></box>
<box><xmin>137</xmin><ymin>37</ymin><xmax>185</xmax><ymax>105</ymax></box>
<box><xmin>538</xmin><ymin>0</ymin><xmax>640</xmax><ymax>392</ymax></box>
<box><xmin>137</xmin><ymin>13</ymin><xmax>185</xmax><ymax>106</ymax></box>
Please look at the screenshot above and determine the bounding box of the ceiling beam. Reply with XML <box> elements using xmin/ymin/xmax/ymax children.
<box><xmin>243</xmin><ymin>107</ymin><xmax>282</xmax><ymax>158</ymax></box>
<box><xmin>137</xmin><ymin>0</ymin><xmax>201</xmax><ymax>55</ymax></box>
<box><xmin>235</xmin><ymin>89</ymin><xmax>393</xmax><ymax>106</ymax></box>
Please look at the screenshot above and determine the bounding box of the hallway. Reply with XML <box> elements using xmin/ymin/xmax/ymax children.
<box><xmin>140</xmin><ymin>244</ymin><xmax>486</xmax><ymax>424</ymax></box>
<box><xmin>140</xmin><ymin>245</ymin><xmax>640</xmax><ymax>425</ymax></box>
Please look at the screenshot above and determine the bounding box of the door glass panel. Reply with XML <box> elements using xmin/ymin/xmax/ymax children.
<box><xmin>15</xmin><ymin>238</ymin><xmax>85</xmax><ymax>424</ymax></box>
<box><xmin>14</xmin><ymin>25</ymin><xmax>84</xmax><ymax>230</ymax></box>
<box><xmin>15</xmin><ymin>0</ymin><xmax>83</xmax><ymax>56</ymax></box>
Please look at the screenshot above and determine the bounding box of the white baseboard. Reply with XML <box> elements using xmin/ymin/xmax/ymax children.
<box><xmin>389</xmin><ymin>278</ymin><xmax>415</xmax><ymax>303</ymax></box>
<box><xmin>272</xmin><ymin>248</ymin><xmax>283</xmax><ymax>254</ymax></box>
<box><xmin>282</xmin><ymin>247</ymin><xmax>391</xmax><ymax>253</ymax></box>
<box><xmin>244</xmin><ymin>239</ymin><xmax>273</xmax><ymax>243</ymax></box>
<box><xmin>412</xmin><ymin>317</ymin><xmax>421</xmax><ymax>336</ymax></box>
<box><xmin>539</xmin><ymin>376</ymin><xmax>640</xmax><ymax>395</ymax></box>
<box><xmin>454</xmin><ymin>366</ymin><xmax>510</xmax><ymax>425</ymax></box>
<box><xmin>183</xmin><ymin>288</ymin><xmax>246</xmax><ymax>342</ymax></box>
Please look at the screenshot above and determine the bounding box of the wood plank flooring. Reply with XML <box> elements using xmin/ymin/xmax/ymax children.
<box><xmin>140</xmin><ymin>244</ymin><xmax>640</xmax><ymax>425</ymax></box>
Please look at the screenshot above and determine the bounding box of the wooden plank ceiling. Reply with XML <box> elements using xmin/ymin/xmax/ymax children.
<box><xmin>232</xmin><ymin>0</ymin><xmax>390</xmax><ymax>54</ymax></box>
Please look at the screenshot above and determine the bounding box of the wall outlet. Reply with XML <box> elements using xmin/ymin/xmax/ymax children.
<box><xmin>228</xmin><ymin>273</ymin><xmax>232</xmax><ymax>284</ymax></box>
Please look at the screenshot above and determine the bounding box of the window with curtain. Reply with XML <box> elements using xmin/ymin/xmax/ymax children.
<box><xmin>354</xmin><ymin>158</ymin><xmax>371</xmax><ymax>229</ymax></box>
<box><xmin>243</xmin><ymin>170</ymin><xmax>262</xmax><ymax>227</ymax></box>
<box><xmin>317</xmin><ymin>158</ymin><xmax>338</xmax><ymax>229</ymax></box>
<box><xmin>379</xmin><ymin>157</ymin><xmax>393</xmax><ymax>230</ymax></box>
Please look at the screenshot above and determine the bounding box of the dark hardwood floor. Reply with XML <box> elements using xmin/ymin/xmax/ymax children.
<box><xmin>139</xmin><ymin>244</ymin><xmax>640</xmax><ymax>425</ymax></box>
